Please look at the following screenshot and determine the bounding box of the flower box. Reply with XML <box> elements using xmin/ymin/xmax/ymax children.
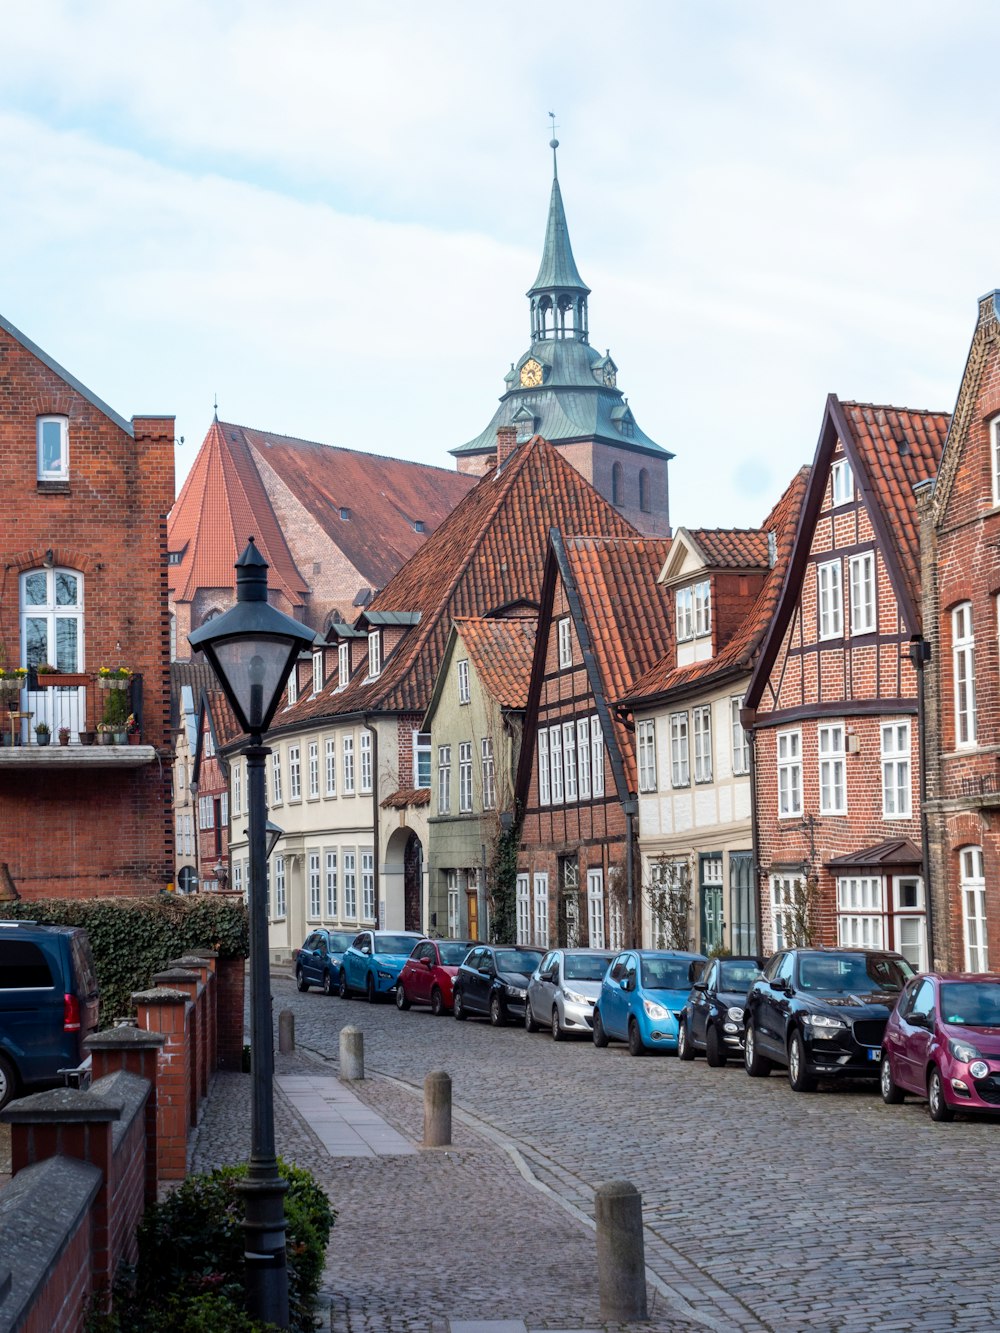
<box><xmin>36</xmin><ymin>672</ymin><xmax>89</xmax><ymax>689</ymax></box>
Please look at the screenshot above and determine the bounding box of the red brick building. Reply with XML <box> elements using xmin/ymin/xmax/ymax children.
<box><xmin>192</xmin><ymin>689</ymin><xmax>240</xmax><ymax>893</ymax></box>
<box><xmin>922</xmin><ymin>289</ymin><xmax>1000</xmax><ymax>971</ymax></box>
<box><xmin>515</xmin><ymin>532</ymin><xmax>673</xmax><ymax>950</ymax></box>
<box><xmin>743</xmin><ymin>396</ymin><xmax>948</xmax><ymax>964</ymax></box>
<box><xmin>0</xmin><ymin>313</ymin><xmax>175</xmax><ymax>898</ymax></box>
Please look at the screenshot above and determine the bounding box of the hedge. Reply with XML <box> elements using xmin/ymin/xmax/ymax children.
<box><xmin>0</xmin><ymin>894</ymin><xmax>249</xmax><ymax>1020</ymax></box>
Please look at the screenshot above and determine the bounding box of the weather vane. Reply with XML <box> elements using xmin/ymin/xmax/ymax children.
<box><xmin>548</xmin><ymin>110</ymin><xmax>560</xmax><ymax>176</ymax></box>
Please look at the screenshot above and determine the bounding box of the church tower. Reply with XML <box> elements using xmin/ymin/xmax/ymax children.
<box><xmin>451</xmin><ymin>138</ymin><xmax>673</xmax><ymax>536</ymax></box>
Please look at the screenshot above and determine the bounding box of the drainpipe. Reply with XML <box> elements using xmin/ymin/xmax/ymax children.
<box><xmin>363</xmin><ymin>717</ymin><xmax>381</xmax><ymax>927</ymax></box>
<box><xmin>623</xmin><ymin>798</ymin><xmax>638</xmax><ymax>947</ymax></box>
<box><xmin>909</xmin><ymin>638</ymin><xmax>935</xmax><ymax>965</ymax></box>
<box><xmin>741</xmin><ymin>707</ymin><xmax>763</xmax><ymax>957</ymax></box>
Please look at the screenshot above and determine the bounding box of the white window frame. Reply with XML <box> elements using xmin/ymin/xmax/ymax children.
<box><xmin>777</xmin><ymin>729</ymin><xmax>802</xmax><ymax>818</ymax></box>
<box><xmin>587</xmin><ymin>868</ymin><xmax>605</xmax><ymax>949</ymax></box>
<box><xmin>637</xmin><ymin>719</ymin><xmax>657</xmax><ymax>793</ymax></box>
<box><xmin>558</xmin><ymin>617</ymin><xmax>573</xmax><ymax>669</ymax></box>
<box><xmin>576</xmin><ymin>718</ymin><xmax>591</xmax><ymax>800</ymax></box>
<box><xmin>818</xmin><ymin>724</ymin><xmax>846</xmax><ymax>816</ymax></box>
<box><xmin>515</xmin><ymin>874</ymin><xmax>531</xmax><ymax>945</ymax></box>
<box><xmin>458</xmin><ymin>741</ymin><xmax>473</xmax><ymax>813</ymax></box>
<box><xmin>538</xmin><ymin>730</ymin><xmax>550</xmax><ymax>805</ymax></box>
<box><xmin>233</xmin><ymin>762</ymin><xmax>243</xmax><ymax>818</ymax></box>
<box><xmin>731</xmin><ymin>697</ymin><xmax>750</xmax><ymax>775</ymax></box>
<box><xmin>286</xmin><ymin>670</ymin><xmax>298</xmax><ymax>706</ymax></box>
<box><xmin>562</xmin><ymin>721</ymin><xmax>578</xmax><ymax>801</ymax></box>
<box><xmin>831</xmin><ymin>457</ymin><xmax>854</xmax><ymax>507</ymax></box>
<box><xmin>343</xmin><ymin>850</ymin><xmax>357</xmax><ymax>920</ymax></box>
<box><xmin>693</xmin><ymin>706</ymin><xmax>712</xmax><ymax>784</ymax></box>
<box><xmin>308</xmin><ymin>851</ymin><xmax>321</xmax><ymax>919</ymax></box>
<box><xmin>591</xmin><ymin>716</ymin><xmax>605</xmax><ymax>797</ymax></box>
<box><xmin>438</xmin><ymin>744</ymin><xmax>451</xmax><ymax>814</ymax></box>
<box><xmin>414</xmin><ymin>730</ymin><xmax>432</xmax><ymax>788</ymax></box>
<box><xmin>37</xmin><ymin>415</ymin><xmax>68</xmax><ymax>481</ymax></box>
<box><xmin>960</xmin><ymin>846</ymin><xmax>988</xmax><ymax>972</ymax></box>
<box><xmin>481</xmin><ymin>737</ymin><xmax>496</xmax><ymax>811</ymax></box>
<box><xmin>312</xmin><ymin>650</ymin><xmax>323</xmax><ymax>694</ymax></box>
<box><xmin>288</xmin><ymin>744</ymin><xmax>301</xmax><ymax>801</ymax></box>
<box><xmin>693</xmin><ymin>580</ymin><xmax>711</xmax><ymax>638</ymax></box>
<box><xmin>274</xmin><ymin>856</ymin><xmax>287</xmax><ymax>920</ymax></box>
<box><xmin>338</xmin><ymin>642</ymin><xmax>350</xmax><ymax>689</ymax></box>
<box><xmin>308</xmin><ymin>740</ymin><xmax>319</xmax><ymax>799</ymax></box>
<box><xmin>325</xmin><ymin>849</ymin><xmax>338</xmax><ymax>918</ymax></box>
<box><xmin>325</xmin><ymin>737</ymin><xmax>337</xmax><ymax>796</ymax></box>
<box><xmin>881</xmin><ymin>721</ymin><xmax>911</xmax><ymax>818</ymax></box>
<box><xmin>675</xmin><ymin>586</ymin><xmax>694</xmax><ymax>642</ymax></box>
<box><xmin>770</xmin><ymin>875</ymin><xmax>797</xmax><ymax>950</ymax></box>
<box><xmin>836</xmin><ymin>876</ymin><xmax>885</xmax><ymax>949</ymax></box>
<box><xmin>549</xmin><ymin>725</ymin><xmax>563</xmax><ymax>804</ymax></box>
<box><xmin>362</xmin><ymin>850</ymin><xmax>376</xmax><ymax>921</ymax></box>
<box><xmin>457</xmin><ymin>658</ymin><xmax>470</xmax><ymax>705</ymax></box>
<box><xmin>367</xmin><ymin>631</ymin><xmax>381</xmax><ymax>680</ymax></box>
<box><xmin>817</xmin><ymin>559</ymin><xmax>843</xmax><ymax>639</ymax></box>
<box><xmin>670</xmin><ymin>711</ymin><xmax>690</xmax><ymax>788</ymax></box>
<box><xmin>447</xmin><ymin>871</ymin><xmax>460</xmax><ymax>938</ymax></box>
<box><xmin>233</xmin><ymin>859</ymin><xmax>243</xmax><ymax>899</ymax></box>
<box><xmin>270</xmin><ymin>750</ymin><xmax>283</xmax><ymax>805</ymax></box>
<box><xmin>953</xmin><ymin>603</ymin><xmax>977</xmax><ymax>747</ymax></box>
<box><xmin>343</xmin><ymin>735</ymin><xmax>355</xmax><ymax>795</ymax></box>
<box><xmin>849</xmin><ymin>552</ymin><xmax>876</xmax><ymax>635</ymax></box>
<box><xmin>533</xmin><ymin>872</ymin><xmax>549</xmax><ymax>948</ymax></box>
<box><xmin>992</xmin><ymin>416</ymin><xmax>1000</xmax><ymax>507</ymax></box>
<box><xmin>360</xmin><ymin>732</ymin><xmax>372</xmax><ymax>794</ymax></box>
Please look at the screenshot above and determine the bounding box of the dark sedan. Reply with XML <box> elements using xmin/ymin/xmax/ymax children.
<box><xmin>744</xmin><ymin>947</ymin><xmax>913</xmax><ymax>1091</ymax></box>
<box><xmin>678</xmin><ymin>955</ymin><xmax>762</xmax><ymax>1065</ymax></box>
<box><xmin>452</xmin><ymin>945</ymin><xmax>544</xmax><ymax>1025</ymax></box>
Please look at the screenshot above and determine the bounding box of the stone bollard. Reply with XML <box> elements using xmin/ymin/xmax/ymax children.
<box><xmin>278</xmin><ymin>1008</ymin><xmax>295</xmax><ymax>1054</ymax></box>
<box><xmin>339</xmin><ymin>1025</ymin><xmax>364</xmax><ymax>1081</ymax></box>
<box><xmin>595</xmin><ymin>1180</ymin><xmax>648</xmax><ymax>1321</ymax></box>
<box><xmin>422</xmin><ymin>1070</ymin><xmax>452</xmax><ymax>1147</ymax></box>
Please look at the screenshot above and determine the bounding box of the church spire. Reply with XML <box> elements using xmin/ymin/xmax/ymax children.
<box><xmin>527</xmin><ymin>131</ymin><xmax>590</xmax><ymax>343</ymax></box>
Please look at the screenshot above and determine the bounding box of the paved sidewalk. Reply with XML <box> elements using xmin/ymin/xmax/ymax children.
<box><xmin>188</xmin><ymin>1048</ymin><xmax>708</xmax><ymax>1333</ymax></box>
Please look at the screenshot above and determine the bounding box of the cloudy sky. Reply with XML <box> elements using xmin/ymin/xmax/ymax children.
<box><xmin>3</xmin><ymin>2</ymin><xmax>999</xmax><ymax>527</ymax></box>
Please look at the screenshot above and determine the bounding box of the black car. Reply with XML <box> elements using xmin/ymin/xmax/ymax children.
<box><xmin>294</xmin><ymin>929</ymin><xmax>356</xmax><ymax>995</ymax></box>
<box><xmin>743</xmin><ymin>947</ymin><xmax>913</xmax><ymax>1091</ymax></box>
<box><xmin>678</xmin><ymin>955</ymin><xmax>762</xmax><ymax>1065</ymax></box>
<box><xmin>452</xmin><ymin>945</ymin><xmax>544</xmax><ymax>1025</ymax></box>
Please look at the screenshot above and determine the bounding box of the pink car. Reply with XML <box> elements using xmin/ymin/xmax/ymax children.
<box><xmin>881</xmin><ymin>973</ymin><xmax>1000</xmax><ymax>1121</ymax></box>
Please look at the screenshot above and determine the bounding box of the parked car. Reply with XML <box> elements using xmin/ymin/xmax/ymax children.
<box><xmin>395</xmin><ymin>938</ymin><xmax>477</xmax><ymax>1015</ymax></box>
<box><xmin>452</xmin><ymin>945</ymin><xmax>544</xmax><ymax>1025</ymax></box>
<box><xmin>744</xmin><ymin>947</ymin><xmax>913</xmax><ymax>1091</ymax></box>
<box><xmin>338</xmin><ymin>930</ymin><xmax>423</xmax><ymax>1002</ymax></box>
<box><xmin>593</xmin><ymin>950</ymin><xmax>707</xmax><ymax>1055</ymax></box>
<box><xmin>881</xmin><ymin>972</ymin><xmax>1000</xmax><ymax>1121</ymax></box>
<box><xmin>525</xmin><ymin>948</ymin><xmax>614</xmax><ymax>1040</ymax></box>
<box><xmin>294</xmin><ymin>929</ymin><xmax>356</xmax><ymax>995</ymax></box>
<box><xmin>678</xmin><ymin>955</ymin><xmax>762</xmax><ymax>1065</ymax></box>
<box><xmin>0</xmin><ymin>920</ymin><xmax>100</xmax><ymax>1109</ymax></box>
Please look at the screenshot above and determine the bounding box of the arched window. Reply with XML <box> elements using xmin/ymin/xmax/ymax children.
<box><xmin>959</xmin><ymin>846</ymin><xmax>988</xmax><ymax>971</ymax></box>
<box><xmin>612</xmin><ymin>462</ymin><xmax>624</xmax><ymax>507</ymax></box>
<box><xmin>639</xmin><ymin>469</ymin><xmax>651</xmax><ymax>513</ymax></box>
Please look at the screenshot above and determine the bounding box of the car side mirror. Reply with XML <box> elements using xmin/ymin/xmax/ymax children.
<box><xmin>769</xmin><ymin>978</ymin><xmax>788</xmax><ymax>992</ymax></box>
<box><xmin>422</xmin><ymin>957</ymin><xmax>433</xmax><ymax>968</ymax></box>
<box><xmin>693</xmin><ymin>981</ymin><xmax>707</xmax><ymax>992</ymax></box>
<box><xmin>620</xmin><ymin>977</ymin><xmax>632</xmax><ymax>992</ymax></box>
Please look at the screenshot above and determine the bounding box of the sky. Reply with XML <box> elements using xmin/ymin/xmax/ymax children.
<box><xmin>2</xmin><ymin>1</ymin><xmax>1000</xmax><ymax>528</ymax></box>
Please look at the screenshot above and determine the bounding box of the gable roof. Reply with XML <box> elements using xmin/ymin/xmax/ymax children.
<box><xmin>932</xmin><ymin>290</ymin><xmax>999</xmax><ymax>521</ymax></box>
<box><xmin>271</xmin><ymin>435</ymin><xmax>640</xmax><ymax>731</ymax></box>
<box><xmin>623</xmin><ymin>468</ymin><xmax>809</xmax><ymax>706</ymax></box>
<box><xmin>685</xmin><ymin>528</ymin><xmax>770</xmax><ymax>571</ymax></box>
<box><xmin>744</xmin><ymin>395</ymin><xmax>948</xmax><ymax>713</ymax></box>
<box><xmin>454</xmin><ymin>617</ymin><xmax>537</xmax><ymax>711</ymax></box>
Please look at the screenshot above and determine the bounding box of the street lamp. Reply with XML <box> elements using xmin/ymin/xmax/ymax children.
<box><xmin>189</xmin><ymin>538</ymin><xmax>314</xmax><ymax>1330</ymax></box>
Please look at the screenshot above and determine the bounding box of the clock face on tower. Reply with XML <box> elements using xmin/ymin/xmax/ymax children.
<box><xmin>602</xmin><ymin>364</ymin><xmax>617</xmax><ymax>388</ymax></box>
<box><xmin>519</xmin><ymin>358</ymin><xmax>544</xmax><ymax>388</ymax></box>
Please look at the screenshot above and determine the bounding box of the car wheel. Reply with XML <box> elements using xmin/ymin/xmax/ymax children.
<box><xmin>366</xmin><ymin>974</ymin><xmax>378</xmax><ymax>1004</ymax></box>
<box><xmin>744</xmin><ymin>1019</ymin><xmax>772</xmax><ymax>1077</ymax></box>
<box><xmin>787</xmin><ymin>1030</ymin><xmax>816</xmax><ymax>1092</ymax></box>
<box><xmin>322</xmin><ymin>970</ymin><xmax>335</xmax><ymax>997</ymax></box>
<box><xmin>0</xmin><ymin>1053</ymin><xmax>16</xmax><ymax>1111</ymax></box>
<box><xmin>489</xmin><ymin>994</ymin><xmax>505</xmax><ymax>1027</ymax></box>
<box><xmin>677</xmin><ymin>1018</ymin><xmax>695</xmax><ymax>1061</ymax></box>
<box><xmin>705</xmin><ymin>1024</ymin><xmax>727</xmax><ymax>1067</ymax></box>
<box><xmin>627</xmin><ymin>1018</ymin><xmax>646</xmax><ymax>1057</ymax></box>
<box><xmin>592</xmin><ymin>1009</ymin><xmax>609</xmax><ymax>1048</ymax></box>
<box><xmin>295</xmin><ymin>967</ymin><xmax>309</xmax><ymax>993</ymax></box>
<box><xmin>338</xmin><ymin>969</ymin><xmax>351</xmax><ymax>1000</ymax></box>
<box><xmin>430</xmin><ymin>986</ymin><xmax>445</xmax><ymax>1017</ymax></box>
<box><xmin>927</xmin><ymin>1065</ymin><xmax>954</xmax><ymax>1122</ymax></box>
<box><xmin>551</xmin><ymin>1007</ymin><xmax>564</xmax><ymax>1042</ymax></box>
<box><xmin>880</xmin><ymin>1049</ymin><xmax>905</xmax><ymax>1105</ymax></box>
<box><xmin>395</xmin><ymin>983</ymin><xmax>410</xmax><ymax>1011</ymax></box>
<box><xmin>524</xmin><ymin>994</ymin><xmax>540</xmax><ymax>1032</ymax></box>
<box><xmin>453</xmin><ymin>989</ymin><xmax>466</xmax><ymax>1020</ymax></box>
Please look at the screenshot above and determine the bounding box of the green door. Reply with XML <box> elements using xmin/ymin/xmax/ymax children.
<box><xmin>699</xmin><ymin>854</ymin><xmax>724</xmax><ymax>954</ymax></box>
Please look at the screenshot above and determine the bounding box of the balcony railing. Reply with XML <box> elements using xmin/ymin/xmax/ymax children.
<box><xmin>0</xmin><ymin>672</ymin><xmax>146</xmax><ymax>749</ymax></box>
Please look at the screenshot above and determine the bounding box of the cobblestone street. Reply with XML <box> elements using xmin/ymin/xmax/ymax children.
<box><xmin>223</xmin><ymin>976</ymin><xmax>1000</xmax><ymax>1333</ymax></box>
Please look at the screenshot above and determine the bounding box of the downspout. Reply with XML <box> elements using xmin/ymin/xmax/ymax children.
<box><xmin>909</xmin><ymin>638</ymin><xmax>935</xmax><ymax>965</ymax></box>
<box><xmin>623</xmin><ymin>799</ymin><xmax>638</xmax><ymax>948</ymax></box>
<box><xmin>741</xmin><ymin>707</ymin><xmax>763</xmax><ymax>957</ymax></box>
<box><xmin>363</xmin><ymin>716</ymin><xmax>381</xmax><ymax>926</ymax></box>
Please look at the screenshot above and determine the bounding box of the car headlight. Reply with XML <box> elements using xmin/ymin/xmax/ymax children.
<box><xmin>969</xmin><ymin>1060</ymin><xmax>989</xmax><ymax>1079</ymax></box>
<box><xmin>949</xmin><ymin>1037</ymin><xmax>982</xmax><ymax>1063</ymax></box>
<box><xmin>727</xmin><ymin>1006</ymin><xmax>745</xmax><ymax>1022</ymax></box>
<box><xmin>563</xmin><ymin>988</ymin><xmax>589</xmax><ymax>1005</ymax></box>
<box><xmin>643</xmin><ymin>999</ymin><xmax>670</xmax><ymax>1021</ymax></box>
<box><xmin>377</xmin><ymin>969</ymin><xmax>394</xmax><ymax>980</ymax></box>
<box><xmin>804</xmin><ymin>1015</ymin><xmax>846</xmax><ymax>1034</ymax></box>
<box><xmin>505</xmin><ymin>985</ymin><xmax>526</xmax><ymax>1000</ymax></box>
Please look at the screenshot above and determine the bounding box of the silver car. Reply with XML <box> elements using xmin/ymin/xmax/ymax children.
<box><xmin>525</xmin><ymin>949</ymin><xmax>614</xmax><ymax>1040</ymax></box>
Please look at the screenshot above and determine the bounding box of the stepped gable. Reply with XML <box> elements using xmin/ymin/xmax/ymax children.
<box><xmin>623</xmin><ymin>466</ymin><xmax>810</xmax><ymax>702</ymax></box>
<box><xmin>454</xmin><ymin>617</ymin><xmax>537</xmax><ymax>710</ymax></box>
<box><xmin>281</xmin><ymin>435</ymin><xmax>640</xmax><ymax>726</ymax></box>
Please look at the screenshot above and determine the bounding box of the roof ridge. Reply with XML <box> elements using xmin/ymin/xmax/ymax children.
<box><xmin>220</xmin><ymin>419</ymin><xmax>467</xmax><ymax>476</ymax></box>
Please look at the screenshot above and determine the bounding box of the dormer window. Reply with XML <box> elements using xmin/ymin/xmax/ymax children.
<box><xmin>338</xmin><ymin>642</ymin><xmax>350</xmax><ymax>689</ymax></box>
<box><xmin>287</xmin><ymin>668</ymin><xmax>298</xmax><ymax>706</ymax></box>
<box><xmin>413</xmin><ymin>519</ymin><xmax>426</xmax><ymax>533</ymax></box>
<box><xmin>831</xmin><ymin>457</ymin><xmax>854</xmax><ymax>507</ymax></box>
<box><xmin>512</xmin><ymin>404</ymin><xmax>535</xmax><ymax>444</ymax></box>
<box><xmin>340</xmin><ymin>507</ymin><xmax>351</xmax><ymax>521</ymax></box>
<box><xmin>37</xmin><ymin>416</ymin><xmax>68</xmax><ymax>482</ymax></box>
<box><xmin>168</xmin><ymin>551</ymin><xmax>183</xmax><ymax>566</ymax></box>
<box><xmin>312</xmin><ymin>650</ymin><xmax>323</xmax><ymax>693</ymax></box>
<box><xmin>676</xmin><ymin>580</ymin><xmax>711</xmax><ymax>642</ymax></box>
<box><xmin>368</xmin><ymin>631</ymin><xmax>382</xmax><ymax>679</ymax></box>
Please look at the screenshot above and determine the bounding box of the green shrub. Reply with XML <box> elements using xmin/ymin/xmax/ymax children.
<box><xmin>89</xmin><ymin>1291</ymin><xmax>274</xmax><ymax>1332</ymax></box>
<box><xmin>0</xmin><ymin>895</ymin><xmax>248</xmax><ymax>1019</ymax></box>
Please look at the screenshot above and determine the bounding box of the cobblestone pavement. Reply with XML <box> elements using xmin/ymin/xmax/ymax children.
<box><xmin>265</xmin><ymin>975</ymin><xmax>1000</xmax><ymax>1333</ymax></box>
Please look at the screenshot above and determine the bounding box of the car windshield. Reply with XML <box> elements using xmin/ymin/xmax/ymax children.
<box><xmin>640</xmin><ymin>957</ymin><xmax>695</xmax><ymax>990</ymax></box>
<box><xmin>940</xmin><ymin>982</ymin><xmax>1000</xmax><ymax>1027</ymax></box>
<box><xmin>374</xmin><ymin>934</ymin><xmax>418</xmax><ymax>955</ymax></box>
<box><xmin>797</xmin><ymin>953</ymin><xmax>911</xmax><ymax>994</ymax></box>
<box><xmin>564</xmin><ymin>954</ymin><xmax>613</xmax><ymax>981</ymax></box>
<box><xmin>328</xmin><ymin>932</ymin><xmax>354</xmax><ymax>952</ymax></box>
<box><xmin>495</xmin><ymin>949</ymin><xmax>542</xmax><ymax>974</ymax></box>
<box><xmin>718</xmin><ymin>960</ymin><xmax>761</xmax><ymax>991</ymax></box>
<box><xmin>438</xmin><ymin>942</ymin><xmax>474</xmax><ymax>966</ymax></box>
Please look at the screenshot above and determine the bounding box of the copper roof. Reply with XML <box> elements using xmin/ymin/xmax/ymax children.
<box><xmin>686</xmin><ymin>528</ymin><xmax>770</xmax><ymax>569</ymax></box>
<box><xmin>454</xmin><ymin>617</ymin><xmax>537</xmax><ymax>710</ymax></box>
<box><xmin>826</xmin><ymin>838</ymin><xmax>922</xmax><ymax>869</ymax></box>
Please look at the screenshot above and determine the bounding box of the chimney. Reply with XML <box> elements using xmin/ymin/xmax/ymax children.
<box><xmin>496</xmin><ymin>425</ymin><xmax>518</xmax><ymax>470</ymax></box>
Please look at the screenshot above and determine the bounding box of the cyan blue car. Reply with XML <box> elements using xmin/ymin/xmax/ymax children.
<box><xmin>593</xmin><ymin>949</ymin><xmax>707</xmax><ymax>1055</ymax></box>
<box><xmin>338</xmin><ymin>929</ymin><xmax>422</xmax><ymax>1003</ymax></box>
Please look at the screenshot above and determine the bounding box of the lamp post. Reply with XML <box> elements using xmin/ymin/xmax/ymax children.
<box><xmin>189</xmin><ymin>538</ymin><xmax>315</xmax><ymax>1329</ymax></box>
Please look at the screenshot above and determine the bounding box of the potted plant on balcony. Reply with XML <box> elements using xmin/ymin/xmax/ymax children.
<box><xmin>0</xmin><ymin>667</ymin><xmax>26</xmax><ymax>704</ymax></box>
<box><xmin>126</xmin><ymin>713</ymin><xmax>141</xmax><ymax>745</ymax></box>
<box><xmin>102</xmin><ymin>684</ymin><xmax>130</xmax><ymax>743</ymax></box>
<box><xmin>35</xmin><ymin>722</ymin><xmax>51</xmax><ymax>746</ymax></box>
<box><xmin>98</xmin><ymin>666</ymin><xmax>131</xmax><ymax>690</ymax></box>
<box><xmin>97</xmin><ymin>724</ymin><xmax>113</xmax><ymax>745</ymax></box>
<box><xmin>58</xmin><ymin>726</ymin><xmax>71</xmax><ymax>746</ymax></box>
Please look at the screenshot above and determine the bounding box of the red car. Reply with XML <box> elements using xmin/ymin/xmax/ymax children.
<box><xmin>395</xmin><ymin>939</ymin><xmax>477</xmax><ymax>1016</ymax></box>
<box><xmin>881</xmin><ymin>972</ymin><xmax>1000</xmax><ymax>1121</ymax></box>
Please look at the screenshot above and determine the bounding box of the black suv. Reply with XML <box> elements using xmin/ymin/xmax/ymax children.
<box><xmin>0</xmin><ymin>920</ymin><xmax>100</xmax><ymax>1109</ymax></box>
<box><xmin>743</xmin><ymin>947</ymin><xmax>912</xmax><ymax>1091</ymax></box>
<box><xmin>452</xmin><ymin>945</ymin><xmax>544</xmax><ymax>1025</ymax></box>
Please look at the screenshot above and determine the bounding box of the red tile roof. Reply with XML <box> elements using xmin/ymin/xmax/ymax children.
<box><xmin>454</xmin><ymin>617</ymin><xmax>537</xmax><ymax>710</ymax></box>
<box><xmin>276</xmin><ymin>436</ymin><xmax>640</xmax><ymax>728</ymax></box>
<box><xmin>686</xmin><ymin>528</ymin><xmax>770</xmax><ymax>569</ymax></box>
<box><xmin>380</xmin><ymin>787</ymin><xmax>431</xmax><ymax>809</ymax></box>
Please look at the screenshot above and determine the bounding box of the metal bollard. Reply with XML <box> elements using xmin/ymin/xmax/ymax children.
<box><xmin>595</xmin><ymin>1180</ymin><xmax>648</xmax><ymax>1321</ymax></box>
<box><xmin>422</xmin><ymin>1070</ymin><xmax>452</xmax><ymax>1147</ymax></box>
<box><xmin>278</xmin><ymin>1008</ymin><xmax>295</xmax><ymax>1054</ymax></box>
<box><xmin>339</xmin><ymin>1025</ymin><xmax>364</xmax><ymax>1080</ymax></box>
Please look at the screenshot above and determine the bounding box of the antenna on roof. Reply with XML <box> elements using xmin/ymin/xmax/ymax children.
<box><xmin>548</xmin><ymin>110</ymin><xmax>559</xmax><ymax>178</ymax></box>
<box><xmin>213</xmin><ymin>393</ymin><xmax>218</xmax><ymax>422</ymax></box>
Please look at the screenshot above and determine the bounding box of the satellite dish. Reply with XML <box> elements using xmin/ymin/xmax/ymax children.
<box><xmin>177</xmin><ymin>866</ymin><xmax>198</xmax><ymax>895</ymax></box>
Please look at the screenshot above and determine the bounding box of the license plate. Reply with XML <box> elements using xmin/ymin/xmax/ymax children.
<box><xmin>868</xmin><ymin>1047</ymin><xmax>882</xmax><ymax>1062</ymax></box>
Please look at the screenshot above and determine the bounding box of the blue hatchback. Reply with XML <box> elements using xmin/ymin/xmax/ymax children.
<box><xmin>338</xmin><ymin>929</ymin><xmax>423</xmax><ymax>1003</ymax></box>
<box><xmin>593</xmin><ymin>949</ymin><xmax>707</xmax><ymax>1055</ymax></box>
